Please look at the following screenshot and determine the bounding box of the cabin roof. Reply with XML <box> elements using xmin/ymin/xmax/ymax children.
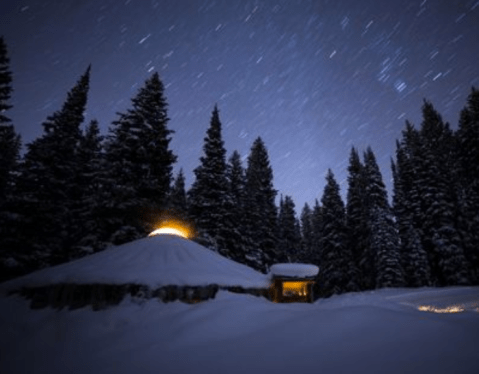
<box><xmin>270</xmin><ymin>263</ymin><xmax>319</xmax><ymax>278</ymax></box>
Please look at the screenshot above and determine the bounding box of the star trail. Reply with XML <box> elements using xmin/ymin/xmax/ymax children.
<box><xmin>2</xmin><ymin>0</ymin><xmax>478</xmax><ymax>210</ymax></box>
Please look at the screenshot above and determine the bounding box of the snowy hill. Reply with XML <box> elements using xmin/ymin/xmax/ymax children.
<box><xmin>0</xmin><ymin>235</ymin><xmax>270</xmax><ymax>292</ymax></box>
<box><xmin>1</xmin><ymin>286</ymin><xmax>478</xmax><ymax>373</ymax></box>
<box><xmin>1</xmin><ymin>236</ymin><xmax>478</xmax><ymax>373</ymax></box>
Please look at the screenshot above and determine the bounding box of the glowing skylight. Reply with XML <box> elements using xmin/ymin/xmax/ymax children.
<box><xmin>148</xmin><ymin>220</ymin><xmax>192</xmax><ymax>239</ymax></box>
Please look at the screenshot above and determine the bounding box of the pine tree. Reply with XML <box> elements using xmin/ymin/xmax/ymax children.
<box><xmin>11</xmin><ymin>66</ymin><xmax>91</xmax><ymax>266</ymax></box>
<box><xmin>188</xmin><ymin>105</ymin><xmax>235</xmax><ymax>258</ymax></box>
<box><xmin>225</xmin><ymin>150</ymin><xmax>253</xmax><ymax>264</ymax></box>
<box><xmin>392</xmin><ymin>135</ymin><xmax>431</xmax><ymax>287</ymax></box>
<box><xmin>345</xmin><ymin>147</ymin><xmax>368</xmax><ymax>289</ymax></box>
<box><xmin>168</xmin><ymin>168</ymin><xmax>188</xmax><ymax>219</ymax></box>
<box><xmin>310</xmin><ymin>199</ymin><xmax>323</xmax><ymax>266</ymax></box>
<box><xmin>278</xmin><ymin>195</ymin><xmax>301</xmax><ymax>262</ymax></box>
<box><xmin>371</xmin><ymin>209</ymin><xmax>405</xmax><ymax>288</ymax></box>
<box><xmin>0</xmin><ymin>36</ymin><xmax>20</xmax><ymax>204</ymax></box>
<box><xmin>299</xmin><ymin>203</ymin><xmax>314</xmax><ymax>262</ymax></box>
<box><xmin>227</xmin><ymin>151</ymin><xmax>246</xmax><ymax>224</ymax></box>
<box><xmin>416</xmin><ymin>101</ymin><xmax>469</xmax><ymax>285</ymax></box>
<box><xmin>363</xmin><ymin>147</ymin><xmax>404</xmax><ymax>288</ymax></box>
<box><xmin>0</xmin><ymin>36</ymin><xmax>22</xmax><ymax>281</ymax></box>
<box><xmin>309</xmin><ymin>199</ymin><xmax>324</xmax><ymax>297</ymax></box>
<box><xmin>104</xmin><ymin>72</ymin><xmax>176</xmax><ymax>244</ymax></box>
<box><xmin>243</xmin><ymin>137</ymin><xmax>279</xmax><ymax>271</ymax></box>
<box><xmin>456</xmin><ymin>88</ymin><xmax>479</xmax><ymax>186</ymax></box>
<box><xmin>319</xmin><ymin>169</ymin><xmax>357</xmax><ymax>296</ymax></box>
<box><xmin>395</xmin><ymin>122</ymin><xmax>427</xmax><ymax>242</ymax></box>
<box><xmin>456</xmin><ymin>87</ymin><xmax>479</xmax><ymax>283</ymax></box>
<box><xmin>71</xmin><ymin>119</ymin><xmax>106</xmax><ymax>256</ymax></box>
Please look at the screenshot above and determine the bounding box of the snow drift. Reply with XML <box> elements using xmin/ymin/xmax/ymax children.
<box><xmin>1</xmin><ymin>286</ymin><xmax>478</xmax><ymax>374</ymax></box>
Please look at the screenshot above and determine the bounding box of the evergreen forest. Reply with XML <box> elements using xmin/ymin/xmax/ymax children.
<box><xmin>1</xmin><ymin>37</ymin><xmax>478</xmax><ymax>296</ymax></box>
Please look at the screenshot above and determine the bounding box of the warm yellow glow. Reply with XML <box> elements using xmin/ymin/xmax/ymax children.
<box><xmin>148</xmin><ymin>221</ymin><xmax>192</xmax><ymax>239</ymax></box>
<box><xmin>417</xmin><ymin>305</ymin><xmax>465</xmax><ymax>314</ymax></box>
<box><xmin>282</xmin><ymin>281</ymin><xmax>310</xmax><ymax>297</ymax></box>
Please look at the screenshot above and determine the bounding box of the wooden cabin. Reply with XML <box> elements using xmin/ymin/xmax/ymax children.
<box><xmin>270</xmin><ymin>264</ymin><xmax>319</xmax><ymax>303</ymax></box>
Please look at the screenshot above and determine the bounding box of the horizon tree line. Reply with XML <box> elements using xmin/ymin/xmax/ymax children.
<box><xmin>0</xmin><ymin>36</ymin><xmax>478</xmax><ymax>295</ymax></box>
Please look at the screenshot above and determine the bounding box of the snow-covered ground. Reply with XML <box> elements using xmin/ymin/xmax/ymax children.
<box><xmin>1</xmin><ymin>286</ymin><xmax>478</xmax><ymax>374</ymax></box>
<box><xmin>1</xmin><ymin>235</ymin><xmax>478</xmax><ymax>373</ymax></box>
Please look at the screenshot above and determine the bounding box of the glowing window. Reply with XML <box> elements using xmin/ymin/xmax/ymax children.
<box><xmin>282</xmin><ymin>281</ymin><xmax>310</xmax><ymax>297</ymax></box>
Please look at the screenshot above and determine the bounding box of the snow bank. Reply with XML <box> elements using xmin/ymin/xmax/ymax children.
<box><xmin>0</xmin><ymin>235</ymin><xmax>270</xmax><ymax>292</ymax></box>
<box><xmin>270</xmin><ymin>263</ymin><xmax>319</xmax><ymax>277</ymax></box>
<box><xmin>1</xmin><ymin>287</ymin><xmax>478</xmax><ymax>374</ymax></box>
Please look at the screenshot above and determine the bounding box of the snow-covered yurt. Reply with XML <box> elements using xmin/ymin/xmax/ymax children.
<box><xmin>0</xmin><ymin>234</ymin><xmax>271</xmax><ymax>310</ymax></box>
<box><xmin>270</xmin><ymin>263</ymin><xmax>319</xmax><ymax>303</ymax></box>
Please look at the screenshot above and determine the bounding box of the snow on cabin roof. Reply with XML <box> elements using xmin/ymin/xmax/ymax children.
<box><xmin>0</xmin><ymin>235</ymin><xmax>270</xmax><ymax>292</ymax></box>
<box><xmin>270</xmin><ymin>263</ymin><xmax>319</xmax><ymax>278</ymax></box>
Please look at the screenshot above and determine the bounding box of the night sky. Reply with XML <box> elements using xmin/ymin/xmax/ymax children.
<box><xmin>2</xmin><ymin>0</ymin><xmax>479</xmax><ymax>210</ymax></box>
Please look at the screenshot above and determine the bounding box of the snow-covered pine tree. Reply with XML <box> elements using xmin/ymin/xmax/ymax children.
<box><xmin>345</xmin><ymin>147</ymin><xmax>368</xmax><ymax>289</ymax></box>
<box><xmin>243</xmin><ymin>137</ymin><xmax>279</xmax><ymax>272</ymax></box>
<box><xmin>392</xmin><ymin>136</ymin><xmax>431</xmax><ymax>287</ymax></box>
<box><xmin>456</xmin><ymin>88</ymin><xmax>479</xmax><ymax>186</ymax></box>
<box><xmin>104</xmin><ymin>72</ymin><xmax>176</xmax><ymax>244</ymax></box>
<box><xmin>371</xmin><ymin>208</ymin><xmax>404</xmax><ymax>288</ymax></box>
<box><xmin>0</xmin><ymin>36</ymin><xmax>22</xmax><ymax>282</ymax></box>
<box><xmin>277</xmin><ymin>195</ymin><xmax>301</xmax><ymax>262</ymax></box>
<box><xmin>396</xmin><ymin>121</ymin><xmax>424</xmax><ymax>231</ymax></box>
<box><xmin>363</xmin><ymin>147</ymin><xmax>404</xmax><ymax>288</ymax></box>
<box><xmin>0</xmin><ymin>36</ymin><xmax>20</xmax><ymax>205</ymax></box>
<box><xmin>319</xmin><ymin>169</ymin><xmax>357</xmax><ymax>296</ymax></box>
<box><xmin>70</xmin><ymin>119</ymin><xmax>107</xmax><ymax>257</ymax></box>
<box><xmin>224</xmin><ymin>150</ymin><xmax>253</xmax><ymax>264</ymax></box>
<box><xmin>416</xmin><ymin>101</ymin><xmax>470</xmax><ymax>285</ymax></box>
<box><xmin>310</xmin><ymin>200</ymin><xmax>323</xmax><ymax>266</ymax></box>
<box><xmin>455</xmin><ymin>87</ymin><xmax>479</xmax><ymax>284</ymax></box>
<box><xmin>309</xmin><ymin>199</ymin><xmax>324</xmax><ymax>296</ymax></box>
<box><xmin>187</xmin><ymin>105</ymin><xmax>235</xmax><ymax>258</ymax></box>
<box><xmin>227</xmin><ymin>151</ymin><xmax>246</xmax><ymax>229</ymax></box>
<box><xmin>12</xmin><ymin>66</ymin><xmax>91</xmax><ymax>266</ymax></box>
<box><xmin>299</xmin><ymin>203</ymin><xmax>314</xmax><ymax>263</ymax></box>
<box><xmin>168</xmin><ymin>168</ymin><xmax>188</xmax><ymax>220</ymax></box>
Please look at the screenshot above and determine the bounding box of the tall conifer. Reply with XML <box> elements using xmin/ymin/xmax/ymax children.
<box><xmin>345</xmin><ymin>147</ymin><xmax>368</xmax><ymax>289</ymax></box>
<box><xmin>299</xmin><ymin>203</ymin><xmax>314</xmax><ymax>263</ymax></box>
<box><xmin>278</xmin><ymin>195</ymin><xmax>301</xmax><ymax>262</ymax></box>
<box><xmin>225</xmin><ymin>150</ymin><xmax>252</xmax><ymax>264</ymax></box>
<box><xmin>13</xmin><ymin>66</ymin><xmax>91</xmax><ymax>265</ymax></box>
<box><xmin>310</xmin><ymin>200</ymin><xmax>323</xmax><ymax>266</ymax></box>
<box><xmin>455</xmin><ymin>88</ymin><xmax>479</xmax><ymax>283</ymax></box>
<box><xmin>168</xmin><ymin>168</ymin><xmax>188</xmax><ymax>220</ymax></box>
<box><xmin>319</xmin><ymin>170</ymin><xmax>357</xmax><ymax>296</ymax></box>
<box><xmin>0</xmin><ymin>36</ymin><xmax>21</xmax><ymax>281</ymax></box>
<box><xmin>363</xmin><ymin>147</ymin><xmax>404</xmax><ymax>288</ymax></box>
<box><xmin>71</xmin><ymin>119</ymin><xmax>106</xmax><ymax>256</ymax></box>
<box><xmin>417</xmin><ymin>101</ymin><xmax>469</xmax><ymax>285</ymax></box>
<box><xmin>104</xmin><ymin>72</ymin><xmax>176</xmax><ymax>244</ymax></box>
<box><xmin>393</xmin><ymin>137</ymin><xmax>431</xmax><ymax>287</ymax></box>
<box><xmin>244</xmin><ymin>137</ymin><xmax>279</xmax><ymax>271</ymax></box>
<box><xmin>188</xmin><ymin>105</ymin><xmax>235</xmax><ymax>258</ymax></box>
<box><xmin>0</xmin><ymin>36</ymin><xmax>20</xmax><ymax>204</ymax></box>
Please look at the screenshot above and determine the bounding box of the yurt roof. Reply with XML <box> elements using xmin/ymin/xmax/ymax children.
<box><xmin>1</xmin><ymin>235</ymin><xmax>270</xmax><ymax>292</ymax></box>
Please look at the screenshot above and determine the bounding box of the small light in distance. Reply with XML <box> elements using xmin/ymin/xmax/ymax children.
<box><xmin>417</xmin><ymin>305</ymin><xmax>465</xmax><ymax>313</ymax></box>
